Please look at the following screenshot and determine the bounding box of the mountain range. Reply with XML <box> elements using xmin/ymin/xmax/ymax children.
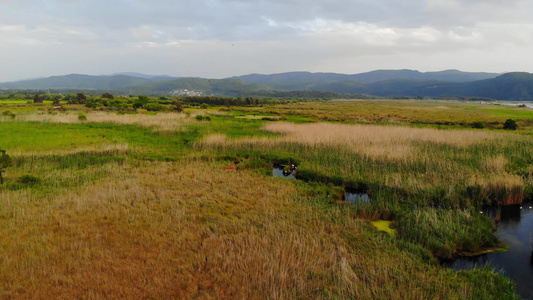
<box><xmin>2</xmin><ymin>69</ymin><xmax>533</xmax><ymax>100</ymax></box>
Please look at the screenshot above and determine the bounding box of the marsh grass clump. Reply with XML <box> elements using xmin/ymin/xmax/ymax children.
<box><xmin>328</xmin><ymin>186</ymin><xmax>345</xmax><ymax>203</ymax></box>
<box><xmin>17</xmin><ymin>174</ymin><xmax>41</xmax><ymax>185</ymax></box>
<box><xmin>0</xmin><ymin>149</ymin><xmax>11</xmax><ymax>184</ymax></box>
<box><xmin>395</xmin><ymin>208</ymin><xmax>499</xmax><ymax>258</ymax></box>
<box><xmin>195</xmin><ymin>114</ymin><xmax>211</xmax><ymax>121</ymax></box>
<box><xmin>7</xmin><ymin>174</ymin><xmax>42</xmax><ymax>190</ymax></box>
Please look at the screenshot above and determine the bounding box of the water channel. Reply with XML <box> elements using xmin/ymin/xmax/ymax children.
<box><xmin>496</xmin><ymin>102</ymin><xmax>533</xmax><ymax>108</ymax></box>
<box><xmin>445</xmin><ymin>201</ymin><xmax>533</xmax><ymax>298</ymax></box>
<box><xmin>272</xmin><ymin>164</ymin><xmax>531</xmax><ymax>297</ymax></box>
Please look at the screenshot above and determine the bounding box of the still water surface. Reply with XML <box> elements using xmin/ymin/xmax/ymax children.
<box><xmin>446</xmin><ymin>202</ymin><xmax>533</xmax><ymax>299</ymax></box>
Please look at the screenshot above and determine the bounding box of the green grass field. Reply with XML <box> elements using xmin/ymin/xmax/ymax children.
<box><xmin>1</xmin><ymin>99</ymin><xmax>530</xmax><ymax>298</ymax></box>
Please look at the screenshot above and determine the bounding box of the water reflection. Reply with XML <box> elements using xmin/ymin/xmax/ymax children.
<box><xmin>344</xmin><ymin>191</ymin><xmax>371</xmax><ymax>205</ymax></box>
<box><xmin>449</xmin><ymin>201</ymin><xmax>533</xmax><ymax>298</ymax></box>
<box><xmin>272</xmin><ymin>164</ymin><xmax>297</xmax><ymax>179</ymax></box>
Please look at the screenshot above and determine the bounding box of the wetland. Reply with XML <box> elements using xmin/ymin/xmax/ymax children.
<box><xmin>0</xmin><ymin>97</ymin><xmax>532</xmax><ymax>298</ymax></box>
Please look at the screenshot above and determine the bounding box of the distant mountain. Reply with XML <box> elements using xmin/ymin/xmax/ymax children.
<box><xmin>413</xmin><ymin>72</ymin><xmax>533</xmax><ymax>100</ymax></box>
<box><xmin>233</xmin><ymin>69</ymin><xmax>500</xmax><ymax>89</ymax></box>
<box><xmin>110</xmin><ymin>72</ymin><xmax>178</xmax><ymax>81</ymax></box>
<box><xmin>2</xmin><ymin>70</ymin><xmax>533</xmax><ymax>100</ymax></box>
<box><xmin>348</xmin><ymin>69</ymin><xmax>499</xmax><ymax>84</ymax></box>
<box><xmin>0</xmin><ymin>74</ymin><xmax>151</xmax><ymax>90</ymax></box>
<box><xmin>122</xmin><ymin>77</ymin><xmax>274</xmax><ymax>97</ymax></box>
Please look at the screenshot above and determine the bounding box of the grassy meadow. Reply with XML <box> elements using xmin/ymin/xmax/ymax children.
<box><xmin>1</xmin><ymin>98</ymin><xmax>531</xmax><ymax>298</ymax></box>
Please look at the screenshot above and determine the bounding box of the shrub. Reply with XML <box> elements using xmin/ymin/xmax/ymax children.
<box><xmin>195</xmin><ymin>115</ymin><xmax>211</xmax><ymax>121</ymax></box>
<box><xmin>503</xmin><ymin>119</ymin><xmax>518</xmax><ymax>130</ymax></box>
<box><xmin>78</xmin><ymin>113</ymin><xmax>87</xmax><ymax>121</ymax></box>
<box><xmin>471</xmin><ymin>122</ymin><xmax>484</xmax><ymax>129</ymax></box>
<box><xmin>144</xmin><ymin>103</ymin><xmax>167</xmax><ymax>112</ymax></box>
<box><xmin>133</xmin><ymin>96</ymin><xmax>149</xmax><ymax>109</ymax></box>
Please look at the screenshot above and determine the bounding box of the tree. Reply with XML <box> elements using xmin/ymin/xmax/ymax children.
<box><xmin>133</xmin><ymin>95</ymin><xmax>149</xmax><ymax>109</ymax></box>
<box><xmin>102</xmin><ymin>93</ymin><xmax>114</xmax><ymax>99</ymax></box>
<box><xmin>33</xmin><ymin>94</ymin><xmax>43</xmax><ymax>103</ymax></box>
<box><xmin>503</xmin><ymin>119</ymin><xmax>518</xmax><ymax>130</ymax></box>
<box><xmin>76</xmin><ymin>93</ymin><xmax>87</xmax><ymax>104</ymax></box>
<box><xmin>52</xmin><ymin>95</ymin><xmax>62</xmax><ymax>106</ymax></box>
<box><xmin>0</xmin><ymin>149</ymin><xmax>11</xmax><ymax>184</ymax></box>
<box><xmin>174</xmin><ymin>101</ymin><xmax>183</xmax><ymax>112</ymax></box>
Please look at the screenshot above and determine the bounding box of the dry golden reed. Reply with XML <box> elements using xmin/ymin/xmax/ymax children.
<box><xmin>201</xmin><ymin>122</ymin><xmax>510</xmax><ymax>162</ymax></box>
<box><xmin>7</xmin><ymin>143</ymin><xmax>129</xmax><ymax>157</ymax></box>
<box><xmin>19</xmin><ymin>111</ymin><xmax>194</xmax><ymax>132</ymax></box>
<box><xmin>0</xmin><ymin>161</ymin><xmax>482</xmax><ymax>299</ymax></box>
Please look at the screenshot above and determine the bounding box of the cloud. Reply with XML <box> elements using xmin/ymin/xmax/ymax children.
<box><xmin>0</xmin><ymin>0</ymin><xmax>533</xmax><ymax>81</ymax></box>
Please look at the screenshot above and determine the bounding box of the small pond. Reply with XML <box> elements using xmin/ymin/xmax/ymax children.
<box><xmin>444</xmin><ymin>201</ymin><xmax>533</xmax><ymax>298</ymax></box>
<box><xmin>344</xmin><ymin>190</ymin><xmax>371</xmax><ymax>205</ymax></box>
<box><xmin>272</xmin><ymin>165</ymin><xmax>372</xmax><ymax>204</ymax></box>
<box><xmin>272</xmin><ymin>164</ymin><xmax>297</xmax><ymax>179</ymax></box>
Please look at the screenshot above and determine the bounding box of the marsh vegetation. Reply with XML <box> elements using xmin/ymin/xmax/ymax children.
<box><xmin>0</xmin><ymin>97</ymin><xmax>531</xmax><ymax>298</ymax></box>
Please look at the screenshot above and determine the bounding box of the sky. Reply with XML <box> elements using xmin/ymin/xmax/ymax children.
<box><xmin>1</xmin><ymin>0</ymin><xmax>533</xmax><ymax>82</ymax></box>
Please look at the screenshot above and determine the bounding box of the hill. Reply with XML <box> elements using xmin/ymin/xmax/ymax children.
<box><xmin>2</xmin><ymin>70</ymin><xmax>533</xmax><ymax>100</ymax></box>
<box><xmin>233</xmin><ymin>69</ymin><xmax>499</xmax><ymax>90</ymax></box>
<box><xmin>0</xmin><ymin>74</ymin><xmax>151</xmax><ymax>90</ymax></box>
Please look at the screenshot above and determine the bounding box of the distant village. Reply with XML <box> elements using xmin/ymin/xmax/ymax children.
<box><xmin>172</xmin><ymin>89</ymin><xmax>203</xmax><ymax>96</ymax></box>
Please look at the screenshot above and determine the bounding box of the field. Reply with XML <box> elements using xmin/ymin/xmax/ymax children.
<box><xmin>1</xmin><ymin>98</ymin><xmax>531</xmax><ymax>298</ymax></box>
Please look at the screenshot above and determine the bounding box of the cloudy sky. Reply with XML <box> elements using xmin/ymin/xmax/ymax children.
<box><xmin>0</xmin><ymin>0</ymin><xmax>532</xmax><ymax>81</ymax></box>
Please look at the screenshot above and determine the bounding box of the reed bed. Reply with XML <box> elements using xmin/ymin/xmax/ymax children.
<box><xmin>199</xmin><ymin>122</ymin><xmax>528</xmax><ymax>206</ymax></box>
<box><xmin>15</xmin><ymin>111</ymin><xmax>194</xmax><ymax>132</ymax></box>
<box><xmin>247</xmin><ymin>100</ymin><xmax>532</xmax><ymax>128</ymax></box>
<box><xmin>0</xmin><ymin>103</ymin><xmax>527</xmax><ymax>297</ymax></box>
<box><xmin>0</xmin><ymin>161</ymin><xmax>515</xmax><ymax>298</ymax></box>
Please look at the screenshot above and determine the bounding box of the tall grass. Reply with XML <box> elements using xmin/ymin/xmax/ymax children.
<box><xmin>395</xmin><ymin>208</ymin><xmax>499</xmax><ymax>258</ymax></box>
<box><xmin>0</xmin><ymin>103</ymin><xmax>526</xmax><ymax>297</ymax></box>
<box><xmin>198</xmin><ymin>122</ymin><xmax>529</xmax><ymax>207</ymax></box>
<box><xmin>196</xmin><ymin>121</ymin><xmax>531</xmax><ymax>259</ymax></box>
<box><xmin>13</xmin><ymin>110</ymin><xmax>195</xmax><ymax>132</ymax></box>
<box><xmin>0</xmin><ymin>161</ymin><xmax>516</xmax><ymax>298</ymax></box>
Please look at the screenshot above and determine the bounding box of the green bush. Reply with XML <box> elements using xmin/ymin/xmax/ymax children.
<box><xmin>144</xmin><ymin>103</ymin><xmax>167</xmax><ymax>112</ymax></box>
<box><xmin>195</xmin><ymin>115</ymin><xmax>211</xmax><ymax>121</ymax></box>
<box><xmin>503</xmin><ymin>119</ymin><xmax>518</xmax><ymax>130</ymax></box>
<box><xmin>471</xmin><ymin>121</ymin><xmax>484</xmax><ymax>129</ymax></box>
<box><xmin>78</xmin><ymin>113</ymin><xmax>87</xmax><ymax>121</ymax></box>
